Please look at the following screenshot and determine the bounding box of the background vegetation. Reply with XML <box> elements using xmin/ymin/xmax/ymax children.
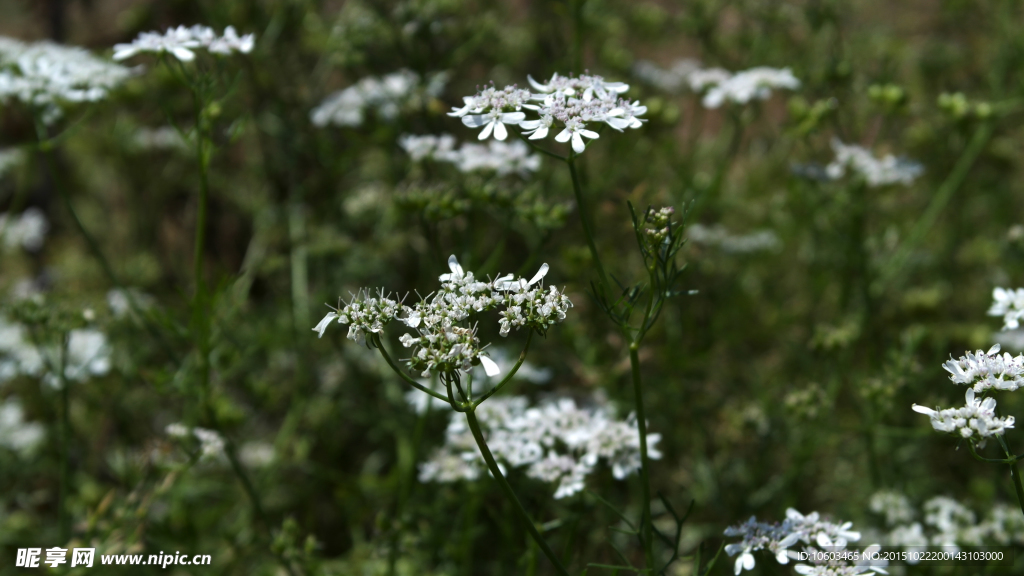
<box><xmin>3</xmin><ymin>0</ymin><xmax>1024</xmax><ymax>573</ymax></box>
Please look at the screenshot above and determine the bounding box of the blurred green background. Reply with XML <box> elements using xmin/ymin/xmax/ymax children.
<box><xmin>3</xmin><ymin>0</ymin><xmax>1024</xmax><ymax>574</ymax></box>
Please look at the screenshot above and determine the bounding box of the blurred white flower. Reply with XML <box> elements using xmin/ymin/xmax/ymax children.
<box><xmin>399</xmin><ymin>133</ymin><xmax>541</xmax><ymax>175</ymax></box>
<box><xmin>239</xmin><ymin>441</ymin><xmax>275</xmax><ymax>468</ymax></box>
<box><xmin>165</xmin><ymin>423</ymin><xmax>226</xmax><ymax>461</ymax></box>
<box><xmin>701</xmin><ymin>67</ymin><xmax>800</xmax><ymax>108</ymax></box>
<box><xmin>106</xmin><ymin>288</ymin><xmax>155</xmax><ymax>318</ymax></box>
<box><xmin>826</xmin><ymin>139</ymin><xmax>923</xmax><ymax>187</ymax></box>
<box><xmin>311</xmin><ymin>70</ymin><xmax>448</xmax><ymax>128</ymax></box>
<box><xmin>419</xmin><ymin>395</ymin><xmax>661</xmax><ymax>499</ymax></box>
<box><xmin>989</xmin><ymin>287</ymin><xmax>1024</xmax><ymax>330</ymax></box>
<box><xmin>632</xmin><ymin>58</ymin><xmax>702</xmax><ymax>93</ymax></box>
<box><xmin>130</xmin><ymin>126</ymin><xmax>189</xmax><ymax>152</ymax></box>
<box><xmin>0</xmin><ymin>208</ymin><xmax>49</xmax><ymax>251</ymax></box>
<box><xmin>869</xmin><ymin>490</ymin><xmax>916</xmax><ymax>526</ymax></box>
<box><xmin>0</xmin><ymin>397</ymin><xmax>45</xmax><ymax>456</ymax></box>
<box><xmin>0</xmin><ymin>148</ymin><xmax>24</xmax><ymax>178</ymax></box>
<box><xmin>0</xmin><ymin>36</ymin><xmax>132</xmax><ymax>123</ymax></box>
<box><xmin>687</xmin><ymin>223</ymin><xmax>780</xmax><ymax>254</ymax></box>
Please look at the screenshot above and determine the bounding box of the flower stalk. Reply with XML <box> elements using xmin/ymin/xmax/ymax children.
<box><xmin>463</xmin><ymin>405</ymin><xmax>571</xmax><ymax>576</ymax></box>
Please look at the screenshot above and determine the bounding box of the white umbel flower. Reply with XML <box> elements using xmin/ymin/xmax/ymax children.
<box><xmin>990</xmin><ymin>287</ymin><xmax>1024</xmax><ymax>330</ymax></box>
<box><xmin>826</xmin><ymin>139</ymin><xmax>923</xmax><ymax>187</ymax></box>
<box><xmin>449</xmin><ymin>72</ymin><xmax>645</xmax><ymax>154</ymax></box>
<box><xmin>419</xmin><ymin>395</ymin><xmax>660</xmax><ymax>499</ymax></box>
<box><xmin>113</xmin><ymin>25</ymin><xmax>255</xmax><ymax>62</ymax></box>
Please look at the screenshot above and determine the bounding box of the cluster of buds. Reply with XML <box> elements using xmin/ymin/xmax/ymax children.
<box><xmin>643</xmin><ymin>206</ymin><xmax>676</xmax><ymax>246</ymax></box>
<box><xmin>448</xmin><ymin>73</ymin><xmax>646</xmax><ymax>153</ymax></box>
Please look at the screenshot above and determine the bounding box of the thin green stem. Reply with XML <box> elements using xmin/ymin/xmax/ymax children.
<box><xmin>371</xmin><ymin>334</ymin><xmax>450</xmax><ymax>403</ymax></box>
<box><xmin>34</xmin><ymin>119</ymin><xmax>178</xmax><ymax>363</ymax></box>
<box><xmin>999</xmin><ymin>437</ymin><xmax>1024</xmax><ymax>520</ymax></box>
<box><xmin>874</xmin><ymin>122</ymin><xmax>993</xmax><ymax>293</ymax></box>
<box><xmin>463</xmin><ymin>408</ymin><xmax>570</xmax><ymax>576</ymax></box>
<box><xmin>628</xmin><ymin>342</ymin><xmax>655</xmax><ymax>571</ymax></box>
<box><xmin>58</xmin><ymin>333</ymin><xmax>70</xmax><ymax>544</ymax></box>
<box><xmin>567</xmin><ymin>155</ymin><xmax>609</xmax><ymax>289</ymax></box>
<box><xmin>472</xmin><ymin>331</ymin><xmax>533</xmax><ymax>407</ymax></box>
<box><xmin>514</xmin><ymin>130</ymin><xmax>568</xmax><ymax>162</ymax></box>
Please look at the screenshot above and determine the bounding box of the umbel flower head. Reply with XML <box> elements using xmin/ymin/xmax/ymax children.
<box><xmin>313</xmin><ymin>255</ymin><xmax>572</xmax><ymax>378</ymax></box>
<box><xmin>0</xmin><ymin>36</ymin><xmax>132</xmax><ymax>124</ymax></box>
<box><xmin>113</xmin><ymin>25</ymin><xmax>255</xmax><ymax>62</ymax></box>
<box><xmin>448</xmin><ymin>73</ymin><xmax>646</xmax><ymax>153</ymax></box>
<box><xmin>825</xmin><ymin>139</ymin><xmax>923</xmax><ymax>187</ymax></box>
<box><xmin>990</xmin><ymin>287</ymin><xmax>1024</xmax><ymax>330</ymax></box>
<box><xmin>418</xmin><ymin>395</ymin><xmax>661</xmax><ymax>499</ymax></box>
<box><xmin>723</xmin><ymin>509</ymin><xmax>885</xmax><ymax>576</ymax></box>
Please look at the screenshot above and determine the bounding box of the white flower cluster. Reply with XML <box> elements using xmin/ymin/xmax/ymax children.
<box><xmin>113</xmin><ymin>25</ymin><xmax>254</xmax><ymax>62</ymax></box>
<box><xmin>166</xmin><ymin>423</ymin><xmax>226</xmax><ymax>461</ymax></box>
<box><xmin>641</xmin><ymin>62</ymin><xmax>801</xmax><ymax>108</ymax></box>
<box><xmin>0</xmin><ymin>317</ymin><xmax>111</xmax><ymax>388</ymax></box>
<box><xmin>687</xmin><ymin>223</ymin><xmax>781</xmax><ymax>254</ymax></box>
<box><xmin>404</xmin><ymin>350</ymin><xmax>552</xmax><ymax>414</ymax></box>
<box><xmin>941</xmin><ymin>343</ymin><xmax>1024</xmax><ymax>393</ymax></box>
<box><xmin>399</xmin><ymin>133</ymin><xmax>541</xmax><ymax>175</ymax></box>
<box><xmin>632</xmin><ymin>58</ymin><xmax>702</xmax><ymax>94</ymax></box>
<box><xmin>0</xmin><ymin>396</ymin><xmax>45</xmax><ymax>456</ymax></box>
<box><xmin>311</xmin><ymin>69</ymin><xmax>448</xmax><ymax>128</ymax></box>
<box><xmin>724</xmin><ymin>508</ymin><xmax>884</xmax><ymax>576</ymax></box>
<box><xmin>825</xmin><ymin>139</ymin><xmax>923</xmax><ymax>187</ymax></box>
<box><xmin>314</xmin><ymin>256</ymin><xmax>571</xmax><ymax>379</ymax></box>
<box><xmin>869</xmin><ymin>490</ymin><xmax>1024</xmax><ymax>559</ymax></box>
<box><xmin>313</xmin><ymin>289</ymin><xmax>404</xmax><ymax>345</ymax></box>
<box><xmin>989</xmin><ymin>287</ymin><xmax>1024</xmax><ymax>330</ymax></box>
<box><xmin>448</xmin><ymin>73</ymin><xmax>646</xmax><ymax>153</ymax></box>
<box><xmin>0</xmin><ymin>208</ymin><xmax>49</xmax><ymax>251</ymax></box>
<box><xmin>399</xmin><ymin>325</ymin><xmax>495</xmax><ymax>378</ymax></box>
<box><xmin>418</xmin><ymin>395</ymin><xmax>661</xmax><ymax>499</ymax></box>
<box><xmin>912</xmin><ymin>388</ymin><xmax>1014</xmax><ymax>442</ymax></box>
<box><xmin>868</xmin><ymin>490</ymin><xmax>916</xmax><ymax>527</ymax></box>
<box><xmin>0</xmin><ymin>36</ymin><xmax>131</xmax><ymax>124</ymax></box>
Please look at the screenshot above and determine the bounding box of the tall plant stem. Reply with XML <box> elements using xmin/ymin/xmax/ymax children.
<box><xmin>999</xmin><ymin>437</ymin><xmax>1024</xmax><ymax>520</ymax></box>
<box><xmin>185</xmin><ymin>88</ymin><xmax>297</xmax><ymax>576</ymax></box>
<box><xmin>463</xmin><ymin>408</ymin><xmax>570</xmax><ymax>576</ymax></box>
<box><xmin>628</xmin><ymin>342</ymin><xmax>655</xmax><ymax>570</ymax></box>
<box><xmin>567</xmin><ymin>156</ymin><xmax>609</xmax><ymax>289</ymax></box>
<box><xmin>34</xmin><ymin>123</ymin><xmax>177</xmax><ymax>363</ymax></box>
<box><xmin>873</xmin><ymin>121</ymin><xmax>993</xmax><ymax>293</ymax></box>
<box><xmin>1010</xmin><ymin>461</ymin><xmax>1024</xmax><ymax>520</ymax></box>
<box><xmin>58</xmin><ymin>334</ymin><xmax>71</xmax><ymax>543</ymax></box>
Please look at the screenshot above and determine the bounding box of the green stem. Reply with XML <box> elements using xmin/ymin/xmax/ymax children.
<box><xmin>34</xmin><ymin>121</ymin><xmax>177</xmax><ymax>363</ymax></box>
<box><xmin>472</xmin><ymin>331</ymin><xmax>533</xmax><ymax>407</ymax></box>
<box><xmin>567</xmin><ymin>156</ymin><xmax>609</xmax><ymax>289</ymax></box>
<box><xmin>371</xmin><ymin>334</ymin><xmax>450</xmax><ymax>403</ymax></box>
<box><xmin>58</xmin><ymin>333</ymin><xmax>70</xmax><ymax>544</ymax></box>
<box><xmin>571</xmin><ymin>0</ymin><xmax>585</xmax><ymax>74</ymax></box>
<box><xmin>463</xmin><ymin>408</ymin><xmax>570</xmax><ymax>576</ymax></box>
<box><xmin>999</xmin><ymin>437</ymin><xmax>1024</xmax><ymax>520</ymax></box>
<box><xmin>628</xmin><ymin>342</ymin><xmax>655</xmax><ymax>571</ymax></box>
<box><xmin>288</xmin><ymin>202</ymin><xmax>310</xmax><ymax>332</ymax></box>
<box><xmin>873</xmin><ymin>122</ymin><xmax>993</xmax><ymax>293</ymax></box>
